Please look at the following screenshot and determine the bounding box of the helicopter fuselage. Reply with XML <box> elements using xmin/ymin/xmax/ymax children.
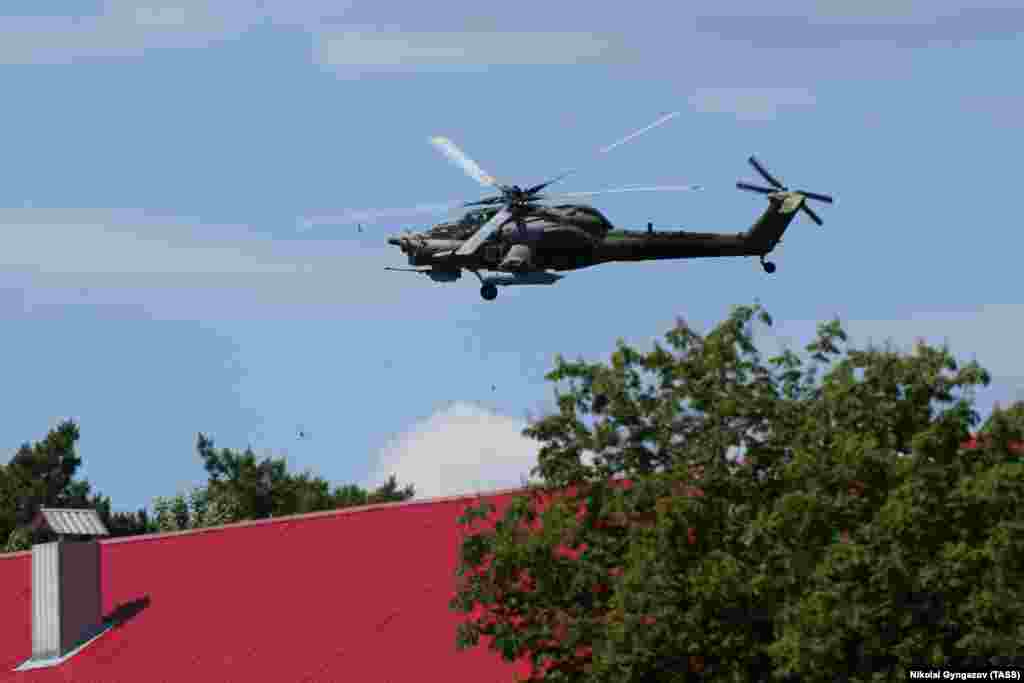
<box><xmin>389</xmin><ymin>203</ymin><xmax>611</xmax><ymax>270</ymax></box>
<box><xmin>374</xmin><ymin>140</ymin><xmax>832</xmax><ymax>300</ymax></box>
<box><xmin>387</xmin><ymin>192</ymin><xmax>806</xmax><ymax>276</ymax></box>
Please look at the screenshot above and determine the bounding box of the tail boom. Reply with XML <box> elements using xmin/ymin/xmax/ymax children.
<box><xmin>742</xmin><ymin>192</ymin><xmax>804</xmax><ymax>255</ymax></box>
<box><xmin>592</xmin><ymin>231</ymin><xmax>750</xmax><ymax>264</ymax></box>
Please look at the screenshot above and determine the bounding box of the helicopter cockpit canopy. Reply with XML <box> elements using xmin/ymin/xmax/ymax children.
<box><xmin>459</xmin><ymin>207</ymin><xmax>499</xmax><ymax>228</ymax></box>
<box><xmin>425</xmin><ymin>207</ymin><xmax>501</xmax><ymax>240</ymax></box>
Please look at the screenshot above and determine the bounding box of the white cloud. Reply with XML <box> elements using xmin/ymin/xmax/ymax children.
<box><xmin>0</xmin><ymin>7</ymin><xmax>248</xmax><ymax>63</ymax></box>
<box><xmin>692</xmin><ymin>3</ymin><xmax>1024</xmax><ymax>47</ymax></box>
<box><xmin>0</xmin><ymin>209</ymin><xmax>295</xmax><ymax>275</ymax></box>
<box><xmin>370</xmin><ymin>401</ymin><xmax>540</xmax><ymax>499</ymax></box>
<box><xmin>318</xmin><ymin>30</ymin><xmax>622</xmax><ymax>70</ymax></box>
<box><xmin>689</xmin><ymin>87</ymin><xmax>817</xmax><ymax>121</ymax></box>
<box><xmin>960</xmin><ymin>95</ymin><xmax>1024</xmax><ymax>128</ymax></box>
<box><xmin>0</xmin><ymin>207</ymin><xmax>426</xmax><ymax>318</ymax></box>
<box><xmin>0</xmin><ymin>3</ymin><xmax>626</xmax><ymax>68</ymax></box>
<box><xmin>0</xmin><ymin>1</ymin><xmax>352</xmax><ymax>63</ymax></box>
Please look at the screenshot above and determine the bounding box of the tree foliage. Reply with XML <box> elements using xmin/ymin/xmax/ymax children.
<box><xmin>451</xmin><ymin>304</ymin><xmax>1023</xmax><ymax>681</ymax></box>
<box><xmin>195</xmin><ymin>434</ymin><xmax>414</xmax><ymax>521</ymax></box>
<box><xmin>1</xmin><ymin>424</ymin><xmax>417</xmax><ymax>554</ymax></box>
<box><xmin>148</xmin><ymin>436</ymin><xmax>418</xmax><ymax>531</ymax></box>
<box><xmin>0</xmin><ymin>420</ymin><xmax>114</xmax><ymax>550</ymax></box>
<box><xmin>151</xmin><ymin>486</ymin><xmax>242</xmax><ymax>532</ymax></box>
<box><xmin>981</xmin><ymin>401</ymin><xmax>1024</xmax><ymax>441</ymax></box>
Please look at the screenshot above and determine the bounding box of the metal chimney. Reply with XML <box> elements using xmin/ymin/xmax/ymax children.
<box><xmin>27</xmin><ymin>508</ymin><xmax>110</xmax><ymax>662</ymax></box>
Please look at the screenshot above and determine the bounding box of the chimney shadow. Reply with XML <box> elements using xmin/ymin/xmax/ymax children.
<box><xmin>103</xmin><ymin>596</ymin><xmax>151</xmax><ymax>629</ymax></box>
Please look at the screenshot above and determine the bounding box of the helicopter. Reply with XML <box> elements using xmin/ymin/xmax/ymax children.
<box><xmin>313</xmin><ymin>114</ymin><xmax>835</xmax><ymax>301</ymax></box>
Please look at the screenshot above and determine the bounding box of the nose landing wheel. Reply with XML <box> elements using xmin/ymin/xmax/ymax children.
<box><xmin>480</xmin><ymin>283</ymin><xmax>498</xmax><ymax>300</ymax></box>
<box><xmin>760</xmin><ymin>256</ymin><xmax>776</xmax><ymax>274</ymax></box>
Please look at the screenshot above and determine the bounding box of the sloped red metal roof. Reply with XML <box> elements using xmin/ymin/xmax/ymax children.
<box><xmin>3</xmin><ymin>439</ymin><xmax>1015</xmax><ymax>680</ymax></box>
<box><xmin>961</xmin><ymin>435</ymin><xmax>1024</xmax><ymax>453</ymax></box>
<box><xmin>0</xmin><ymin>489</ymin><xmax>533</xmax><ymax>683</ymax></box>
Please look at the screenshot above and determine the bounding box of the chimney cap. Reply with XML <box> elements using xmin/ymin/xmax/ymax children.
<box><xmin>31</xmin><ymin>508</ymin><xmax>109</xmax><ymax>537</ymax></box>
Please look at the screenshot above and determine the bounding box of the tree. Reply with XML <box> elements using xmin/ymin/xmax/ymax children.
<box><xmin>1</xmin><ymin>420</ymin><xmax>112</xmax><ymax>551</ymax></box>
<box><xmin>105</xmin><ymin>508</ymin><xmax>154</xmax><ymax>537</ymax></box>
<box><xmin>451</xmin><ymin>304</ymin><xmax>1023</xmax><ymax>681</ymax></box>
<box><xmin>194</xmin><ymin>434</ymin><xmax>414</xmax><ymax>521</ymax></box>
<box><xmin>981</xmin><ymin>400</ymin><xmax>1024</xmax><ymax>441</ymax></box>
<box><xmin>1</xmin><ymin>424</ymin><xmax>419</xmax><ymax>553</ymax></box>
<box><xmin>151</xmin><ymin>486</ymin><xmax>242</xmax><ymax>532</ymax></box>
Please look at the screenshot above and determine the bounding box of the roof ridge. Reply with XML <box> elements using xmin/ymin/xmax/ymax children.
<box><xmin>0</xmin><ymin>485</ymin><xmax>533</xmax><ymax>560</ymax></box>
<box><xmin>99</xmin><ymin>485</ymin><xmax>532</xmax><ymax>546</ymax></box>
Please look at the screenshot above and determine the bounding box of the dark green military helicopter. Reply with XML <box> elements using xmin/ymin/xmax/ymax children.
<box><xmin>329</xmin><ymin>114</ymin><xmax>834</xmax><ymax>301</ymax></box>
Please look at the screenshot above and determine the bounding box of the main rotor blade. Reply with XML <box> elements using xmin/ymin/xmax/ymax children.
<box><xmin>531</xmin><ymin>111</ymin><xmax>682</xmax><ymax>193</ymax></box>
<box><xmin>541</xmin><ymin>184</ymin><xmax>703</xmax><ymax>200</ymax></box>
<box><xmin>801</xmin><ymin>203</ymin><xmax>824</xmax><ymax>226</ymax></box>
<box><xmin>796</xmin><ymin>190</ymin><xmax>834</xmax><ymax>204</ymax></box>
<box><xmin>464</xmin><ymin>195</ymin><xmax>506</xmax><ymax>207</ymax></box>
<box><xmin>748</xmin><ymin>156</ymin><xmax>784</xmax><ymax>189</ymax></box>
<box><xmin>736</xmin><ymin>181</ymin><xmax>776</xmax><ymax>195</ymax></box>
<box><xmin>298</xmin><ymin>199</ymin><xmax>473</xmax><ymax>229</ymax></box>
<box><xmin>429</xmin><ymin>136</ymin><xmax>499</xmax><ymax>188</ymax></box>
<box><xmin>455</xmin><ymin>207</ymin><xmax>511</xmax><ymax>256</ymax></box>
<box><xmin>600</xmin><ymin>112</ymin><xmax>681</xmax><ymax>154</ymax></box>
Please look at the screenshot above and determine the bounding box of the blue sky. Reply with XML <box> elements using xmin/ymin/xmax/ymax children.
<box><xmin>2</xmin><ymin>1</ymin><xmax>1022</xmax><ymax>512</ymax></box>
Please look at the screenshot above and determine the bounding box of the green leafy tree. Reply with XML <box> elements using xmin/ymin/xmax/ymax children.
<box><xmin>333</xmin><ymin>474</ymin><xmax>417</xmax><ymax>507</ymax></box>
<box><xmin>105</xmin><ymin>508</ymin><xmax>153</xmax><ymax>537</ymax></box>
<box><xmin>151</xmin><ymin>486</ymin><xmax>242</xmax><ymax>532</ymax></box>
<box><xmin>451</xmin><ymin>304</ymin><xmax>1022</xmax><ymax>681</ymax></box>
<box><xmin>1</xmin><ymin>420</ymin><xmax>113</xmax><ymax>551</ymax></box>
<box><xmin>981</xmin><ymin>400</ymin><xmax>1024</xmax><ymax>440</ymax></box>
<box><xmin>4</xmin><ymin>526</ymin><xmax>31</xmax><ymax>553</ymax></box>
<box><xmin>195</xmin><ymin>434</ymin><xmax>413</xmax><ymax>521</ymax></box>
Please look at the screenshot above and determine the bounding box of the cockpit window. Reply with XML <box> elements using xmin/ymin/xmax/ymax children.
<box><xmin>463</xmin><ymin>209</ymin><xmax>495</xmax><ymax>226</ymax></box>
<box><xmin>425</xmin><ymin>207</ymin><xmax>501</xmax><ymax>238</ymax></box>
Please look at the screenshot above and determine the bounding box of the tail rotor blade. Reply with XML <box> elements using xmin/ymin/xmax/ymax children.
<box><xmin>748</xmin><ymin>156</ymin><xmax>784</xmax><ymax>189</ymax></box>
<box><xmin>801</xmin><ymin>203</ymin><xmax>824</xmax><ymax>226</ymax></box>
<box><xmin>741</xmin><ymin>157</ymin><xmax>833</xmax><ymax>224</ymax></box>
<box><xmin>736</xmin><ymin>181</ymin><xmax>777</xmax><ymax>195</ymax></box>
<box><xmin>796</xmin><ymin>190</ymin><xmax>834</xmax><ymax>204</ymax></box>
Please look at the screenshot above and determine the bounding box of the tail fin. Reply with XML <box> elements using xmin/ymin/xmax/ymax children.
<box><xmin>744</xmin><ymin>192</ymin><xmax>803</xmax><ymax>253</ymax></box>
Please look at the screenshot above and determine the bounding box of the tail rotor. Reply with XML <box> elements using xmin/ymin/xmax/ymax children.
<box><xmin>737</xmin><ymin>156</ymin><xmax>834</xmax><ymax>226</ymax></box>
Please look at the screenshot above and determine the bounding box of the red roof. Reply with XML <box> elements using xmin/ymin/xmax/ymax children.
<box><xmin>4</xmin><ymin>440</ymin><xmax>1013</xmax><ymax>680</ymax></box>
<box><xmin>0</xmin><ymin>489</ymin><xmax>533</xmax><ymax>682</ymax></box>
<box><xmin>961</xmin><ymin>435</ymin><xmax>1024</xmax><ymax>453</ymax></box>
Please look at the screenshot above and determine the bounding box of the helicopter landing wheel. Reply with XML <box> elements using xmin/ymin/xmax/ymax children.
<box><xmin>762</xmin><ymin>261</ymin><xmax>776</xmax><ymax>274</ymax></box>
<box><xmin>480</xmin><ymin>283</ymin><xmax>498</xmax><ymax>300</ymax></box>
